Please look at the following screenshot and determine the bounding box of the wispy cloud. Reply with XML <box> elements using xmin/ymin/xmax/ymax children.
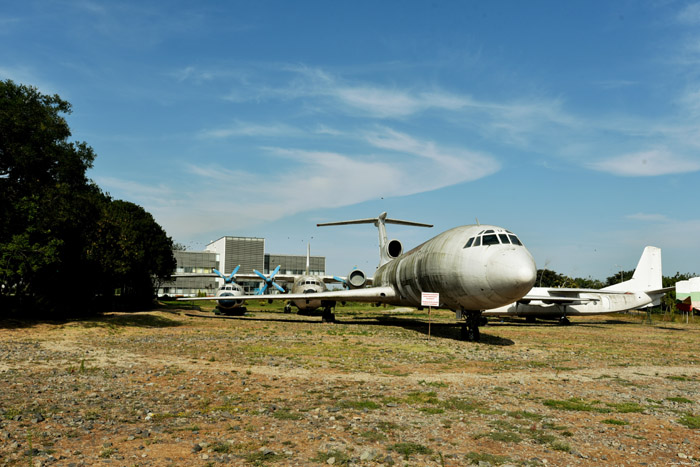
<box><xmin>199</xmin><ymin>121</ymin><xmax>302</xmax><ymax>139</ymax></box>
<box><xmin>677</xmin><ymin>2</ymin><xmax>700</xmax><ymax>24</ymax></box>
<box><xmin>588</xmin><ymin>149</ymin><xmax>700</xmax><ymax>176</ymax></box>
<box><xmin>626</xmin><ymin>213</ymin><xmax>670</xmax><ymax>222</ymax></box>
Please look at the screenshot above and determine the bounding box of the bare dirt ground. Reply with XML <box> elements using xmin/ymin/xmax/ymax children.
<box><xmin>1</xmin><ymin>305</ymin><xmax>698</xmax><ymax>466</ymax></box>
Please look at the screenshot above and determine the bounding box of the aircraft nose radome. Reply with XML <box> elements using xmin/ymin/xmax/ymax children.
<box><xmin>487</xmin><ymin>249</ymin><xmax>537</xmax><ymax>302</ymax></box>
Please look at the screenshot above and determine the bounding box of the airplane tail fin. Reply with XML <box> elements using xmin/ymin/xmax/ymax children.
<box><xmin>317</xmin><ymin>212</ymin><xmax>432</xmax><ymax>267</ymax></box>
<box><xmin>603</xmin><ymin>246</ymin><xmax>662</xmax><ymax>293</ymax></box>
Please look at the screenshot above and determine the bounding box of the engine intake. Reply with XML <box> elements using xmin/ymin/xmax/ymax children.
<box><xmin>386</xmin><ymin>239</ymin><xmax>403</xmax><ymax>259</ymax></box>
<box><xmin>346</xmin><ymin>269</ymin><xmax>367</xmax><ymax>289</ymax></box>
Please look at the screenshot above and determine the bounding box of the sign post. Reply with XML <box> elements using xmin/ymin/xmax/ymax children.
<box><xmin>421</xmin><ymin>292</ymin><xmax>440</xmax><ymax>339</ymax></box>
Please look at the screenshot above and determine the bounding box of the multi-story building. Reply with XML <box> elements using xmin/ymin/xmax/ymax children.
<box><xmin>158</xmin><ymin>237</ymin><xmax>325</xmax><ymax>297</ymax></box>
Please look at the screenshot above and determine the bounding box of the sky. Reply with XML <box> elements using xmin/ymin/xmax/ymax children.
<box><xmin>2</xmin><ymin>0</ymin><xmax>700</xmax><ymax>281</ymax></box>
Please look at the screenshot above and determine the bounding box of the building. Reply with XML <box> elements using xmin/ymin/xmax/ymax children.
<box><xmin>158</xmin><ymin>237</ymin><xmax>326</xmax><ymax>297</ymax></box>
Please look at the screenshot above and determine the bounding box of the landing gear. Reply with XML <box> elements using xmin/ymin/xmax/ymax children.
<box><xmin>558</xmin><ymin>316</ymin><xmax>571</xmax><ymax>326</ymax></box>
<box><xmin>321</xmin><ymin>304</ymin><xmax>336</xmax><ymax>323</ymax></box>
<box><xmin>459</xmin><ymin>310</ymin><xmax>482</xmax><ymax>342</ymax></box>
<box><xmin>283</xmin><ymin>303</ymin><xmax>292</xmax><ymax>313</ymax></box>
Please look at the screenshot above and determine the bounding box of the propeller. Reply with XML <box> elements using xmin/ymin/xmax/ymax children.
<box><xmin>213</xmin><ymin>264</ymin><xmax>240</xmax><ymax>284</ymax></box>
<box><xmin>253</xmin><ymin>265</ymin><xmax>286</xmax><ymax>295</ymax></box>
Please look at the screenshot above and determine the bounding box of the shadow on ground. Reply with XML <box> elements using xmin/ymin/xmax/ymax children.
<box><xmin>0</xmin><ymin>310</ymin><xmax>184</xmax><ymax>330</ymax></box>
<box><xmin>184</xmin><ymin>310</ymin><xmax>515</xmax><ymax>346</ymax></box>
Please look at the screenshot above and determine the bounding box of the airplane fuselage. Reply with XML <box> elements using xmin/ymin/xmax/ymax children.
<box><xmin>289</xmin><ymin>275</ymin><xmax>326</xmax><ymax>311</ymax></box>
<box><xmin>216</xmin><ymin>283</ymin><xmax>245</xmax><ymax>311</ymax></box>
<box><xmin>484</xmin><ymin>288</ymin><xmax>658</xmax><ymax>318</ymax></box>
<box><xmin>373</xmin><ymin>225</ymin><xmax>536</xmax><ymax>311</ymax></box>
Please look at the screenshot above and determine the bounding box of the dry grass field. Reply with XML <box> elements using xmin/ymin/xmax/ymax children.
<box><xmin>1</xmin><ymin>303</ymin><xmax>698</xmax><ymax>466</ymax></box>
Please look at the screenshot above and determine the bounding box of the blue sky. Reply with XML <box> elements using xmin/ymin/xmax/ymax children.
<box><xmin>3</xmin><ymin>1</ymin><xmax>700</xmax><ymax>281</ymax></box>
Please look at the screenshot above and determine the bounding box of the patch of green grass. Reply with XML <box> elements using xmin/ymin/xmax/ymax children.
<box><xmin>602</xmin><ymin>419</ymin><xmax>630</xmax><ymax>426</ymax></box>
<box><xmin>359</xmin><ymin>430</ymin><xmax>387</xmax><ymax>441</ymax></box>
<box><xmin>337</xmin><ymin>399</ymin><xmax>380</xmax><ymax>411</ymax></box>
<box><xmin>418</xmin><ymin>380</ymin><xmax>449</xmax><ymax>388</ymax></box>
<box><xmin>666</xmin><ymin>375</ymin><xmax>694</xmax><ymax>381</ymax></box>
<box><xmin>441</xmin><ymin>397</ymin><xmax>479</xmax><ymax>413</ymax></box>
<box><xmin>390</xmin><ymin>442</ymin><xmax>433</xmax><ymax>460</ymax></box>
<box><xmin>210</xmin><ymin>442</ymin><xmax>233</xmax><ymax>453</ymax></box>
<box><xmin>404</xmin><ymin>390</ymin><xmax>440</xmax><ymax>405</ymax></box>
<box><xmin>465</xmin><ymin>452</ymin><xmax>514</xmax><ymax>465</ymax></box>
<box><xmin>606</xmin><ymin>402</ymin><xmax>645</xmax><ymax>413</ymax></box>
<box><xmin>243</xmin><ymin>449</ymin><xmax>286</xmax><ymax>465</ymax></box>
<box><xmin>271</xmin><ymin>409</ymin><xmax>303</xmax><ymax>420</ymax></box>
<box><xmin>678</xmin><ymin>413</ymin><xmax>700</xmax><ymax>429</ymax></box>
<box><xmin>550</xmin><ymin>440</ymin><xmax>571</xmax><ymax>452</ymax></box>
<box><xmin>543</xmin><ymin>398</ymin><xmax>611</xmax><ymax>413</ymax></box>
<box><xmin>666</xmin><ymin>397</ymin><xmax>694</xmax><ymax>404</ymax></box>
<box><xmin>507</xmin><ymin>410</ymin><xmax>544</xmax><ymax>421</ymax></box>
<box><xmin>99</xmin><ymin>448</ymin><xmax>115</xmax><ymax>458</ymax></box>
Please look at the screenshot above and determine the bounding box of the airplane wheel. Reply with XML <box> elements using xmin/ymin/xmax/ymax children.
<box><xmin>283</xmin><ymin>304</ymin><xmax>292</xmax><ymax>313</ymax></box>
<box><xmin>469</xmin><ymin>326</ymin><xmax>480</xmax><ymax>342</ymax></box>
<box><xmin>558</xmin><ymin>316</ymin><xmax>571</xmax><ymax>326</ymax></box>
<box><xmin>322</xmin><ymin>309</ymin><xmax>335</xmax><ymax>323</ymax></box>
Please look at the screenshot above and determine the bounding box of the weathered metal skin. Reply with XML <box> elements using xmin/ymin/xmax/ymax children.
<box><xmin>373</xmin><ymin>225</ymin><xmax>536</xmax><ymax>311</ymax></box>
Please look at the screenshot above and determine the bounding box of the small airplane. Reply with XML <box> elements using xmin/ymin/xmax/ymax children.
<box><xmin>208</xmin><ymin>265</ymin><xmax>247</xmax><ymax>314</ymax></box>
<box><xmin>180</xmin><ymin>212</ymin><xmax>538</xmax><ymax>341</ymax></box>
<box><xmin>176</xmin><ymin>244</ymin><xmax>349</xmax><ymax>317</ymax></box>
<box><xmin>483</xmin><ymin>246</ymin><xmax>673</xmax><ymax>324</ymax></box>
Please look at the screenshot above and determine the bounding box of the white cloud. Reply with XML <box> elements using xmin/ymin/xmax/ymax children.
<box><xmin>677</xmin><ymin>2</ymin><xmax>700</xmax><ymax>24</ymax></box>
<box><xmin>199</xmin><ymin>121</ymin><xmax>301</xmax><ymax>139</ymax></box>
<box><xmin>626</xmin><ymin>213</ymin><xmax>670</xmax><ymax>222</ymax></box>
<box><xmin>588</xmin><ymin>149</ymin><xmax>700</xmax><ymax>176</ymax></box>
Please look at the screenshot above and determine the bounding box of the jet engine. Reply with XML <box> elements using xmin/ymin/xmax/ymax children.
<box><xmin>386</xmin><ymin>239</ymin><xmax>403</xmax><ymax>259</ymax></box>
<box><xmin>345</xmin><ymin>268</ymin><xmax>367</xmax><ymax>289</ymax></box>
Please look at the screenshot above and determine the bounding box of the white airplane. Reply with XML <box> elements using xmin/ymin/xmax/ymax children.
<box><xmin>176</xmin><ymin>245</ymin><xmax>348</xmax><ymax>316</ymax></box>
<box><xmin>180</xmin><ymin>212</ymin><xmax>538</xmax><ymax>341</ymax></box>
<box><xmin>483</xmin><ymin>246</ymin><xmax>673</xmax><ymax>324</ymax></box>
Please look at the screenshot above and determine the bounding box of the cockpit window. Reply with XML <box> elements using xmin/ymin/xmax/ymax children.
<box><xmin>482</xmin><ymin>234</ymin><xmax>500</xmax><ymax>245</ymax></box>
<box><xmin>464</xmin><ymin>229</ymin><xmax>524</xmax><ymax>248</ymax></box>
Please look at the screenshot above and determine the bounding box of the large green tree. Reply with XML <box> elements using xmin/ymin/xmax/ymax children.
<box><xmin>1</xmin><ymin>80</ymin><xmax>174</xmax><ymax>316</ymax></box>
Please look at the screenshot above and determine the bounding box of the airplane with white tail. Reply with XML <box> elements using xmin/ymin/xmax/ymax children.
<box><xmin>483</xmin><ymin>246</ymin><xmax>672</xmax><ymax>324</ymax></box>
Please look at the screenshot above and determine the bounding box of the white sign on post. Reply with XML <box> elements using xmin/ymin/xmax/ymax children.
<box><xmin>421</xmin><ymin>292</ymin><xmax>439</xmax><ymax>307</ymax></box>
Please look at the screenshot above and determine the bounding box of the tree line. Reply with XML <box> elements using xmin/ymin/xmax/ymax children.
<box><xmin>1</xmin><ymin>80</ymin><xmax>175</xmax><ymax>318</ymax></box>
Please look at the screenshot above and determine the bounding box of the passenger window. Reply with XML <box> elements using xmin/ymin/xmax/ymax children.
<box><xmin>464</xmin><ymin>237</ymin><xmax>474</xmax><ymax>248</ymax></box>
<box><xmin>482</xmin><ymin>234</ymin><xmax>499</xmax><ymax>245</ymax></box>
<box><xmin>509</xmin><ymin>235</ymin><xmax>522</xmax><ymax>246</ymax></box>
<box><xmin>474</xmin><ymin>236</ymin><xmax>481</xmax><ymax>247</ymax></box>
<box><xmin>498</xmin><ymin>234</ymin><xmax>510</xmax><ymax>244</ymax></box>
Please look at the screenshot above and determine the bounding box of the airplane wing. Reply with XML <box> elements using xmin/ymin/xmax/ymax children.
<box><xmin>177</xmin><ymin>286</ymin><xmax>398</xmax><ymax>303</ymax></box>
<box><xmin>519</xmin><ymin>288</ymin><xmax>603</xmax><ymax>305</ymax></box>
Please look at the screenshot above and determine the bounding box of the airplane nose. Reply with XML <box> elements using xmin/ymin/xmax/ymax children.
<box><xmin>487</xmin><ymin>248</ymin><xmax>537</xmax><ymax>302</ymax></box>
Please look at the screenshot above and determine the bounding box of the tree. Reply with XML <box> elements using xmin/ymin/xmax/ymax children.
<box><xmin>87</xmin><ymin>199</ymin><xmax>175</xmax><ymax>309</ymax></box>
<box><xmin>1</xmin><ymin>80</ymin><xmax>174</xmax><ymax>316</ymax></box>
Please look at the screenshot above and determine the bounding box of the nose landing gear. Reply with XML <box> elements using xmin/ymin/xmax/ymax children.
<box><xmin>458</xmin><ymin>309</ymin><xmax>483</xmax><ymax>342</ymax></box>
